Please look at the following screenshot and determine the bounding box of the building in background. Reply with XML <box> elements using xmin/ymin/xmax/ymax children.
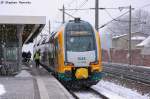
<box><xmin>112</xmin><ymin>32</ymin><xmax>148</xmax><ymax>49</ymax></box>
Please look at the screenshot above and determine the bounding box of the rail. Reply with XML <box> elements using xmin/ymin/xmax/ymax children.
<box><xmin>103</xmin><ymin>62</ymin><xmax>150</xmax><ymax>84</ymax></box>
<box><xmin>71</xmin><ymin>87</ymin><xmax>109</xmax><ymax>99</ymax></box>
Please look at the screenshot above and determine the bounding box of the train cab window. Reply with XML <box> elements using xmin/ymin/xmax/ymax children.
<box><xmin>65</xmin><ymin>22</ymin><xmax>96</xmax><ymax>52</ymax></box>
<box><xmin>55</xmin><ymin>39</ymin><xmax>59</xmax><ymax>51</ymax></box>
<box><xmin>50</xmin><ymin>39</ymin><xmax>55</xmax><ymax>59</ymax></box>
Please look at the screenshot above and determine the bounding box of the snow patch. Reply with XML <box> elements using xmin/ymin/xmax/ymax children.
<box><xmin>15</xmin><ymin>70</ymin><xmax>32</xmax><ymax>77</ymax></box>
<box><xmin>112</xmin><ymin>34</ymin><xmax>127</xmax><ymax>39</ymax></box>
<box><xmin>131</xmin><ymin>36</ymin><xmax>146</xmax><ymax>40</ymax></box>
<box><xmin>75</xmin><ymin>92</ymin><xmax>100</xmax><ymax>99</ymax></box>
<box><xmin>93</xmin><ymin>80</ymin><xmax>149</xmax><ymax>99</ymax></box>
<box><xmin>0</xmin><ymin>84</ymin><xmax>6</xmax><ymax>96</ymax></box>
<box><xmin>137</xmin><ymin>66</ymin><xmax>150</xmax><ymax>69</ymax></box>
<box><xmin>137</xmin><ymin>36</ymin><xmax>150</xmax><ymax>47</ymax></box>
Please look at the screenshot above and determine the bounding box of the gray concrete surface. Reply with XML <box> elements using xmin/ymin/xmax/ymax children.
<box><xmin>41</xmin><ymin>76</ymin><xmax>74</xmax><ymax>99</ymax></box>
<box><xmin>0</xmin><ymin>77</ymin><xmax>35</xmax><ymax>99</ymax></box>
<box><xmin>0</xmin><ymin>63</ymin><xmax>73</xmax><ymax>99</ymax></box>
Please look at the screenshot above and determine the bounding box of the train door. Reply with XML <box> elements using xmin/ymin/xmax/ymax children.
<box><xmin>54</xmin><ymin>38</ymin><xmax>59</xmax><ymax>69</ymax></box>
<box><xmin>49</xmin><ymin>43</ymin><xmax>54</xmax><ymax>66</ymax></box>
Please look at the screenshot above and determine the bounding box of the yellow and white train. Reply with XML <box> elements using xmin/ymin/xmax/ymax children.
<box><xmin>34</xmin><ymin>18</ymin><xmax>103</xmax><ymax>87</ymax></box>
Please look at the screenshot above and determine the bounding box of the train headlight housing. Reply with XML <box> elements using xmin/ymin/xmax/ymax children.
<box><xmin>90</xmin><ymin>60</ymin><xmax>99</xmax><ymax>65</ymax></box>
<box><xmin>64</xmin><ymin>62</ymin><xmax>74</xmax><ymax>66</ymax></box>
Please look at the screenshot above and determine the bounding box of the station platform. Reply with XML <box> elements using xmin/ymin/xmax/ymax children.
<box><xmin>0</xmin><ymin>63</ymin><xmax>73</xmax><ymax>99</ymax></box>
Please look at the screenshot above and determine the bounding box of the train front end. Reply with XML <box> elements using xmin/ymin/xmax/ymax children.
<box><xmin>59</xmin><ymin>18</ymin><xmax>103</xmax><ymax>87</ymax></box>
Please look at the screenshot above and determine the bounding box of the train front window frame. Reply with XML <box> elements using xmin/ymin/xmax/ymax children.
<box><xmin>66</xmin><ymin>33</ymin><xmax>95</xmax><ymax>52</ymax></box>
<box><xmin>65</xmin><ymin>22</ymin><xmax>96</xmax><ymax>52</ymax></box>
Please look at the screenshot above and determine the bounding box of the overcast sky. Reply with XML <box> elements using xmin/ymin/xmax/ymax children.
<box><xmin>0</xmin><ymin>0</ymin><xmax>150</xmax><ymax>30</ymax></box>
<box><xmin>1</xmin><ymin>0</ymin><xmax>150</xmax><ymax>52</ymax></box>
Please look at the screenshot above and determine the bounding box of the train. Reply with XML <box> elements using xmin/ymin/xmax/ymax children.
<box><xmin>33</xmin><ymin>18</ymin><xmax>103</xmax><ymax>88</ymax></box>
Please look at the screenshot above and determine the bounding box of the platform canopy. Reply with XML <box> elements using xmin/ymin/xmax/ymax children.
<box><xmin>0</xmin><ymin>15</ymin><xmax>46</xmax><ymax>44</ymax></box>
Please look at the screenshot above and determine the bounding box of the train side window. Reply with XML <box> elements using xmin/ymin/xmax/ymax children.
<box><xmin>54</xmin><ymin>38</ymin><xmax>59</xmax><ymax>58</ymax></box>
<box><xmin>55</xmin><ymin>38</ymin><xmax>58</xmax><ymax>51</ymax></box>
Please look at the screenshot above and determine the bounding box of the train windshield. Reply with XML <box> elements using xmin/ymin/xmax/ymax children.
<box><xmin>65</xmin><ymin>22</ymin><xmax>96</xmax><ymax>52</ymax></box>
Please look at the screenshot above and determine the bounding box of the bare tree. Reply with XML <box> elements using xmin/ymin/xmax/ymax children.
<box><xmin>105</xmin><ymin>10</ymin><xmax>150</xmax><ymax>36</ymax></box>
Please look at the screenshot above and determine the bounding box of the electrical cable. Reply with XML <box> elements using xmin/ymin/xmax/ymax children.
<box><xmin>139</xmin><ymin>3</ymin><xmax>150</xmax><ymax>9</ymax></box>
<box><xmin>66</xmin><ymin>0</ymin><xmax>89</xmax><ymax>20</ymax></box>
<box><xmin>98</xmin><ymin>11</ymin><xmax>129</xmax><ymax>29</ymax></box>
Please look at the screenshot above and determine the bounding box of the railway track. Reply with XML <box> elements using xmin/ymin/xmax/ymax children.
<box><xmin>40</xmin><ymin>62</ymin><xmax>109</xmax><ymax>99</ymax></box>
<box><xmin>70</xmin><ymin>87</ymin><xmax>109</xmax><ymax>99</ymax></box>
<box><xmin>53</xmin><ymin>76</ymin><xmax>109</xmax><ymax>99</ymax></box>
<box><xmin>67</xmin><ymin>89</ymin><xmax>80</xmax><ymax>99</ymax></box>
<box><xmin>103</xmin><ymin>62</ymin><xmax>150</xmax><ymax>85</ymax></box>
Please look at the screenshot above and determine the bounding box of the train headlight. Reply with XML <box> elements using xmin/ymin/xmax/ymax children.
<box><xmin>64</xmin><ymin>62</ymin><xmax>74</xmax><ymax>66</ymax></box>
<box><xmin>90</xmin><ymin>61</ymin><xmax>99</xmax><ymax>65</ymax></box>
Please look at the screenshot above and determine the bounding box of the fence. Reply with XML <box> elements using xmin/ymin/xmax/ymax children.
<box><xmin>102</xmin><ymin>48</ymin><xmax>150</xmax><ymax>67</ymax></box>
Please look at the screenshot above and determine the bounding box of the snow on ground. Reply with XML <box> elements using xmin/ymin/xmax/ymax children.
<box><xmin>75</xmin><ymin>91</ymin><xmax>100</xmax><ymax>99</ymax></box>
<box><xmin>137</xmin><ymin>66</ymin><xmax>150</xmax><ymax>69</ymax></box>
<box><xmin>0</xmin><ymin>84</ymin><xmax>6</xmax><ymax>96</ymax></box>
<box><xmin>15</xmin><ymin>70</ymin><xmax>32</xmax><ymax>77</ymax></box>
<box><xmin>92</xmin><ymin>80</ymin><xmax>149</xmax><ymax>99</ymax></box>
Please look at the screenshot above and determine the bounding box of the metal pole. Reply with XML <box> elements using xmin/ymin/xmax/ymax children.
<box><xmin>49</xmin><ymin>20</ymin><xmax>51</xmax><ymax>34</ymax></box>
<box><xmin>128</xmin><ymin>5</ymin><xmax>132</xmax><ymax>65</ymax></box>
<box><xmin>63</xmin><ymin>5</ymin><xmax>65</xmax><ymax>24</ymax></box>
<box><xmin>95</xmin><ymin>0</ymin><xmax>99</xmax><ymax>32</ymax></box>
<box><xmin>17</xmin><ymin>25</ymin><xmax>24</xmax><ymax>72</ymax></box>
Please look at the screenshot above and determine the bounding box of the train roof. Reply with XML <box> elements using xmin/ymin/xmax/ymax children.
<box><xmin>65</xmin><ymin>18</ymin><xmax>93</xmax><ymax>31</ymax></box>
<box><xmin>67</xmin><ymin>18</ymin><xmax>91</xmax><ymax>26</ymax></box>
<box><xmin>48</xmin><ymin>18</ymin><xmax>94</xmax><ymax>41</ymax></box>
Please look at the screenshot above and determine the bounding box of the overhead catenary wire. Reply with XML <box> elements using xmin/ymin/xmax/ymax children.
<box><xmin>59</xmin><ymin>9</ymin><xmax>76</xmax><ymax>18</ymax></box>
<box><xmin>98</xmin><ymin>4</ymin><xmax>150</xmax><ymax>29</ymax></box>
<box><xmin>102</xmin><ymin>3</ymin><xmax>150</xmax><ymax>25</ymax></box>
<box><xmin>66</xmin><ymin>0</ymin><xmax>89</xmax><ymax>20</ymax></box>
<box><xmin>102</xmin><ymin>6</ymin><xmax>149</xmax><ymax>35</ymax></box>
<box><xmin>59</xmin><ymin>1</ymin><xmax>150</xmax><ymax>29</ymax></box>
<box><xmin>67</xmin><ymin>0</ymin><xmax>77</xmax><ymax>8</ymax></box>
<box><xmin>140</xmin><ymin>3</ymin><xmax>150</xmax><ymax>9</ymax></box>
<box><xmin>104</xmin><ymin>8</ymin><xmax>148</xmax><ymax>22</ymax></box>
<box><xmin>61</xmin><ymin>6</ymin><xmax>131</xmax><ymax>29</ymax></box>
<box><xmin>104</xmin><ymin>9</ymin><xmax>115</xmax><ymax>20</ymax></box>
<box><xmin>98</xmin><ymin>11</ymin><xmax>129</xmax><ymax>29</ymax></box>
<box><xmin>52</xmin><ymin>0</ymin><xmax>77</xmax><ymax>28</ymax></box>
<box><xmin>107</xmin><ymin>27</ymin><xmax>118</xmax><ymax>34</ymax></box>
